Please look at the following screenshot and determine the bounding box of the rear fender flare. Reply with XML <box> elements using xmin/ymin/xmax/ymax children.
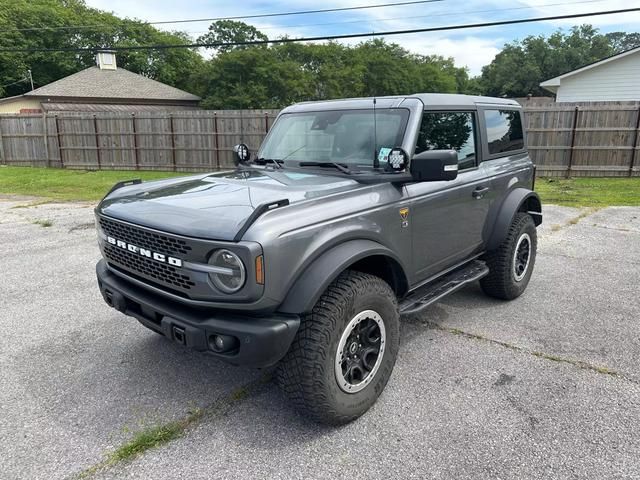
<box><xmin>487</xmin><ymin>188</ymin><xmax>542</xmax><ymax>251</ymax></box>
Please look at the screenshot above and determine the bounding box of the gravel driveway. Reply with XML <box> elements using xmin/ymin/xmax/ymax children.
<box><xmin>1</xmin><ymin>197</ymin><xmax>639</xmax><ymax>480</ymax></box>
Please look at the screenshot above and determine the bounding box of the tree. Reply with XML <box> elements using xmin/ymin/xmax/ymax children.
<box><xmin>605</xmin><ymin>32</ymin><xmax>640</xmax><ymax>53</ymax></box>
<box><xmin>195</xmin><ymin>27</ymin><xmax>472</xmax><ymax>108</ymax></box>
<box><xmin>0</xmin><ymin>0</ymin><xmax>203</xmax><ymax>97</ymax></box>
<box><xmin>478</xmin><ymin>25</ymin><xmax>638</xmax><ymax>97</ymax></box>
<box><xmin>197</xmin><ymin>20</ymin><xmax>268</xmax><ymax>53</ymax></box>
<box><xmin>197</xmin><ymin>48</ymin><xmax>315</xmax><ymax>109</ymax></box>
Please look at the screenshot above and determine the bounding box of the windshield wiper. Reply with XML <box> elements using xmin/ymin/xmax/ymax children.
<box><xmin>254</xmin><ymin>157</ymin><xmax>284</xmax><ymax>169</ymax></box>
<box><xmin>298</xmin><ymin>161</ymin><xmax>353</xmax><ymax>174</ymax></box>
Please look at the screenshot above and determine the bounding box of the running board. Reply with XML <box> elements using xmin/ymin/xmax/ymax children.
<box><xmin>399</xmin><ymin>260</ymin><xmax>489</xmax><ymax>315</ymax></box>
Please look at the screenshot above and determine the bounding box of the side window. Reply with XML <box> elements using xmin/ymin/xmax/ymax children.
<box><xmin>484</xmin><ymin>109</ymin><xmax>524</xmax><ymax>155</ymax></box>
<box><xmin>415</xmin><ymin>112</ymin><xmax>477</xmax><ymax>170</ymax></box>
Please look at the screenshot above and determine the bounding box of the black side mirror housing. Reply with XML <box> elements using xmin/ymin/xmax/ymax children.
<box><xmin>232</xmin><ymin>143</ymin><xmax>251</xmax><ymax>165</ymax></box>
<box><xmin>410</xmin><ymin>150</ymin><xmax>459</xmax><ymax>182</ymax></box>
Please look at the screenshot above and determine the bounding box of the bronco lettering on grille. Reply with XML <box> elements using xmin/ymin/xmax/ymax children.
<box><xmin>106</xmin><ymin>236</ymin><xmax>183</xmax><ymax>267</ymax></box>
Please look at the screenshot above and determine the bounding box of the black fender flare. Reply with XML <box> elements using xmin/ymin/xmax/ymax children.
<box><xmin>278</xmin><ymin>239</ymin><xmax>408</xmax><ymax>315</ymax></box>
<box><xmin>486</xmin><ymin>188</ymin><xmax>542</xmax><ymax>251</ymax></box>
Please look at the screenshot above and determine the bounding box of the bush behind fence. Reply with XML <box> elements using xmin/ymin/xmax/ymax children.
<box><xmin>0</xmin><ymin>105</ymin><xmax>639</xmax><ymax>177</ymax></box>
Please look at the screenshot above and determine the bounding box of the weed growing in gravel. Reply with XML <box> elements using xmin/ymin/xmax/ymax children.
<box><xmin>11</xmin><ymin>199</ymin><xmax>53</xmax><ymax>209</ymax></box>
<box><xmin>425</xmin><ymin>321</ymin><xmax>625</xmax><ymax>380</ymax></box>
<box><xmin>74</xmin><ymin>375</ymin><xmax>271</xmax><ymax>479</ymax></box>
<box><xmin>32</xmin><ymin>219</ymin><xmax>53</xmax><ymax>227</ymax></box>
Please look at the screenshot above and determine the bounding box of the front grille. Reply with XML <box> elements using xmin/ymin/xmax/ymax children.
<box><xmin>99</xmin><ymin>217</ymin><xmax>192</xmax><ymax>257</ymax></box>
<box><xmin>104</xmin><ymin>244</ymin><xmax>196</xmax><ymax>291</ymax></box>
<box><xmin>99</xmin><ymin>216</ymin><xmax>197</xmax><ymax>294</ymax></box>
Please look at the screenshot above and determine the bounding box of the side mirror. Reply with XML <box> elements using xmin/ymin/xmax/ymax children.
<box><xmin>232</xmin><ymin>143</ymin><xmax>251</xmax><ymax>165</ymax></box>
<box><xmin>410</xmin><ymin>150</ymin><xmax>458</xmax><ymax>182</ymax></box>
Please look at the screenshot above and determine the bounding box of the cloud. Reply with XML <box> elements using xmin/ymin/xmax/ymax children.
<box><xmin>516</xmin><ymin>0</ymin><xmax>640</xmax><ymax>28</ymax></box>
<box><xmin>84</xmin><ymin>0</ymin><xmax>637</xmax><ymax>77</ymax></box>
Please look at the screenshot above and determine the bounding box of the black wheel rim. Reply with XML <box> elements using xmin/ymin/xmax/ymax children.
<box><xmin>335</xmin><ymin>310</ymin><xmax>386</xmax><ymax>394</ymax></box>
<box><xmin>513</xmin><ymin>233</ymin><xmax>531</xmax><ymax>282</ymax></box>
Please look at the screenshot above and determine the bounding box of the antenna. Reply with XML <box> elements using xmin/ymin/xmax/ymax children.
<box><xmin>373</xmin><ymin>97</ymin><xmax>379</xmax><ymax>169</ymax></box>
<box><xmin>239</xmin><ymin>74</ymin><xmax>244</xmax><ymax>146</ymax></box>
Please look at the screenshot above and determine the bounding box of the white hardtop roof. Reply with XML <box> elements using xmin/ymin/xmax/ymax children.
<box><xmin>284</xmin><ymin>93</ymin><xmax>519</xmax><ymax>113</ymax></box>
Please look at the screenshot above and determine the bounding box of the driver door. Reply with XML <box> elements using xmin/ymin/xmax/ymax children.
<box><xmin>404</xmin><ymin>110</ymin><xmax>492</xmax><ymax>282</ymax></box>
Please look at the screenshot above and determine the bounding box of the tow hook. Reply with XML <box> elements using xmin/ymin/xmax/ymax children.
<box><xmin>172</xmin><ymin>325</ymin><xmax>187</xmax><ymax>345</ymax></box>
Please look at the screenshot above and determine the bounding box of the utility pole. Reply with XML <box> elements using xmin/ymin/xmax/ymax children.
<box><xmin>27</xmin><ymin>69</ymin><xmax>34</xmax><ymax>90</ymax></box>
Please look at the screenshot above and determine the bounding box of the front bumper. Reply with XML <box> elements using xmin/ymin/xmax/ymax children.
<box><xmin>96</xmin><ymin>260</ymin><xmax>299</xmax><ymax>367</ymax></box>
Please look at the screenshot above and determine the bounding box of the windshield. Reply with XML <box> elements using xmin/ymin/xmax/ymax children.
<box><xmin>258</xmin><ymin>109</ymin><xmax>410</xmax><ymax>168</ymax></box>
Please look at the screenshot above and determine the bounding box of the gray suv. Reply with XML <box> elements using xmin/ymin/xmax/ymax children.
<box><xmin>95</xmin><ymin>94</ymin><xmax>542</xmax><ymax>424</ymax></box>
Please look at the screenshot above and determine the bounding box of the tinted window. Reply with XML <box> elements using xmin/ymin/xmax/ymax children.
<box><xmin>259</xmin><ymin>109</ymin><xmax>409</xmax><ymax>167</ymax></box>
<box><xmin>484</xmin><ymin>109</ymin><xmax>524</xmax><ymax>155</ymax></box>
<box><xmin>415</xmin><ymin>112</ymin><xmax>476</xmax><ymax>170</ymax></box>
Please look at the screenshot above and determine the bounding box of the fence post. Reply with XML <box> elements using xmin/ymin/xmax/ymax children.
<box><xmin>131</xmin><ymin>113</ymin><xmax>139</xmax><ymax>170</ymax></box>
<box><xmin>55</xmin><ymin>115</ymin><xmax>64</xmax><ymax>168</ymax></box>
<box><xmin>213</xmin><ymin>112</ymin><xmax>220</xmax><ymax>169</ymax></box>
<box><xmin>264</xmin><ymin>112</ymin><xmax>269</xmax><ymax>133</ymax></box>
<box><xmin>0</xmin><ymin>117</ymin><xmax>5</xmax><ymax>165</ymax></box>
<box><xmin>169</xmin><ymin>114</ymin><xmax>176</xmax><ymax>171</ymax></box>
<box><xmin>42</xmin><ymin>113</ymin><xmax>50</xmax><ymax>167</ymax></box>
<box><xmin>567</xmin><ymin>106</ymin><xmax>579</xmax><ymax>178</ymax></box>
<box><xmin>93</xmin><ymin>115</ymin><xmax>101</xmax><ymax>169</ymax></box>
<box><xmin>629</xmin><ymin>106</ymin><xmax>640</xmax><ymax>177</ymax></box>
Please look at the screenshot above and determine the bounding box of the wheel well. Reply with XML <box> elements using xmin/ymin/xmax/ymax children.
<box><xmin>519</xmin><ymin>195</ymin><xmax>542</xmax><ymax>226</ymax></box>
<box><xmin>349</xmin><ymin>255</ymin><xmax>409</xmax><ymax>297</ymax></box>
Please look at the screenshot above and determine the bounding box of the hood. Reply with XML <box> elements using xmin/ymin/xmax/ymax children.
<box><xmin>98</xmin><ymin>168</ymin><xmax>361</xmax><ymax>241</ymax></box>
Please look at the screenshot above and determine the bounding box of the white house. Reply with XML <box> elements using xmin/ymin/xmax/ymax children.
<box><xmin>540</xmin><ymin>46</ymin><xmax>640</xmax><ymax>102</ymax></box>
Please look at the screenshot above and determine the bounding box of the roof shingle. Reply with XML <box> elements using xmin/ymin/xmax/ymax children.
<box><xmin>25</xmin><ymin>66</ymin><xmax>201</xmax><ymax>102</ymax></box>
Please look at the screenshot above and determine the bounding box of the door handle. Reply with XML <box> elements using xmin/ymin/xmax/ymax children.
<box><xmin>472</xmin><ymin>186</ymin><xmax>489</xmax><ymax>199</ymax></box>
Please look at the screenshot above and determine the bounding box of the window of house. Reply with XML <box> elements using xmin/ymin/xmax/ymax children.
<box><xmin>415</xmin><ymin>111</ymin><xmax>477</xmax><ymax>170</ymax></box>
<box><xmin>484</xmin><ymin>109</ymin><xmax>524</xmax><ymax>155</ymax></box>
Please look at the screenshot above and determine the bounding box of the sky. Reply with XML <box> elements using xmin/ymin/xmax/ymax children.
<box><xmin>84</xmin><ymin>0</ymin><xmax>640</xmax><ymax>75</ymax></box>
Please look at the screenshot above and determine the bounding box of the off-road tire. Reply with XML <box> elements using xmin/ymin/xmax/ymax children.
<box><xmin>276</xmin><ymin>270</ymin><xmax>400</xmax><ymax>425</ymax></box>
<box><xmin>481</xmin><ymin>212</ymin><xmax>537</xmax><ymax>300</ymax></box>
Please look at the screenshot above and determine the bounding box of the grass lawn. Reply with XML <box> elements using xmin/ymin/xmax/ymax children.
<box><xmin>535</xmin><ymin>177</ymin><xmax>640</xmax><ymax>207</ymax></box>
<box><xmin>1</xmin><ymin>166</ymin><xmax>639</xmax><ymax>206</ymax></box>
<box><xmin>0</xmin><ymin>166</ymin><xmax>187</xmax><ymax>202</ymax></box>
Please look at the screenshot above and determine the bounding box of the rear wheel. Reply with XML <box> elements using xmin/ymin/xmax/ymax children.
<box><xmin>276</xmin><ymin>270</ymin><xmax>399</xmax><ymax>425</ymax></box>
<box><xmin>481</xmin><ymin>212</ymin><xmax>537</xmax><ymax>300</ymax></box>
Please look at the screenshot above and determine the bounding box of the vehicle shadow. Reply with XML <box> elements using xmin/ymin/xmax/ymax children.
<box><xmin>24</xmin><ymin>284</ymin><xmax>510</xmax><ymax>452</ymax></box>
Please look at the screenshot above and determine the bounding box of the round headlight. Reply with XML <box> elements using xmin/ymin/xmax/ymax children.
<box><xmin>208</xmin><ymin>249</ymin><xmax>246</xmax><ymax>293</ymax></box>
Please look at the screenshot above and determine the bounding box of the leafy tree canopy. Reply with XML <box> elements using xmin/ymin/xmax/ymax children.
<box><xmin>480</xmin><ymin>25</ymin><xmax>640</xmax><ymax>98</ymax></box>
<box><xmin>198</xmin><ymin>37</ymin><xmax>475</xmax><ymax>109</ymax></box>
<box><xmin>197</xmin><ymin>20</ymin><xmax>268</xmax><ymax>53</ymax></box>
<box><xmin>0</xmin><ymin>0</ymin><xmax>203</xmax><ymax>97</ymax></box>
<box><xmin>4</xmin><ymin>4</ymin><xmax>638</xmax><ymax>107</ymax></box>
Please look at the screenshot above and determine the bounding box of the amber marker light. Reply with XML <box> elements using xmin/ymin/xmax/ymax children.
<box><xmin>255</xmin><ymin>255</ymin><xmax>264</xmax><ymax>285</ymax></box>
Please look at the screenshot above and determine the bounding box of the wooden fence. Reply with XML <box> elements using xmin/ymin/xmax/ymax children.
<box><xmin>524</xmin><ymin>102</ymin><xmax>640</xmax><ymax>177</ymax></box>
<box><xmin>0</xmin><ymin>105</ymin><xmax>639</xmax><ymax>177</ymax></box>
<box><xmin>0</xmin><ymin>110</ymin><xmax>279</xmax><ymax>172</ymax></box>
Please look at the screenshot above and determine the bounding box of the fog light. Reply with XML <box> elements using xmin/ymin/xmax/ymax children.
<box><xmin>209</xmin><ymin>334</ymin><xmax>239</xmax><ymax>353</ymax></box>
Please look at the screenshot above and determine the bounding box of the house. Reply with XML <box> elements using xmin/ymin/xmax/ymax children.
<box><xmin>540</xmin><ymin>46</ymin><xmax>640</xmax><ymax>102</ymax></box>
<box><xmin>0</xmin><ymin>51</ymin><xmax>201</xmax><ymax>114</ymax></box>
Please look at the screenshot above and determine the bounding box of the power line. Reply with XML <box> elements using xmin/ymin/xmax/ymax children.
<box><xmin>0</xmin><ymin>77</ymin><xmax>28</xmax><ymax>90</ymax></box>
<box><xmin>0</xmin><ymin>7</ymin><xmax>638</xmax><ymax>53</ymax></box>
<box><xmin>0</xmin><ymin>0</ymin><xmax>446</xmax><ymax>33</ymax></box>
<box><xmin>182</xmin><ymin>0</ymin><xmax>606</xmax><ymax>35</ymax></box>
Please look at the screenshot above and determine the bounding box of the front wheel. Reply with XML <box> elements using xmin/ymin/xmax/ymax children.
<box><xmin>276</xmin><ymin>271</ymin><xmax>400</xmax><ymax>425</ymax></box>
<box><xmin>481</xmin><ymin>212</ymin><xmax>537</xmax><ymax>300</ymax></box>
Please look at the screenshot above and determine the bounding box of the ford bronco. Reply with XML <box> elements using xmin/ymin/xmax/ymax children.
<box><xmin>96</xmin><ymin>94</ymin><xmax>542</xmax><ymax>424</ymax></box>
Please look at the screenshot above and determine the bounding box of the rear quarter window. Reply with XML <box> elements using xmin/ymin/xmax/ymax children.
<box><xmin>484</xmin><ymin>109</ymin><xmax>524</xmax><ymax>155</ymax></box>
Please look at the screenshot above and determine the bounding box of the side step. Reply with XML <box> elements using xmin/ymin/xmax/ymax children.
<box><xmin>399</xmin><ymin>260</ymin><xmax>489</xmax><ymax>315</ymax></box>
